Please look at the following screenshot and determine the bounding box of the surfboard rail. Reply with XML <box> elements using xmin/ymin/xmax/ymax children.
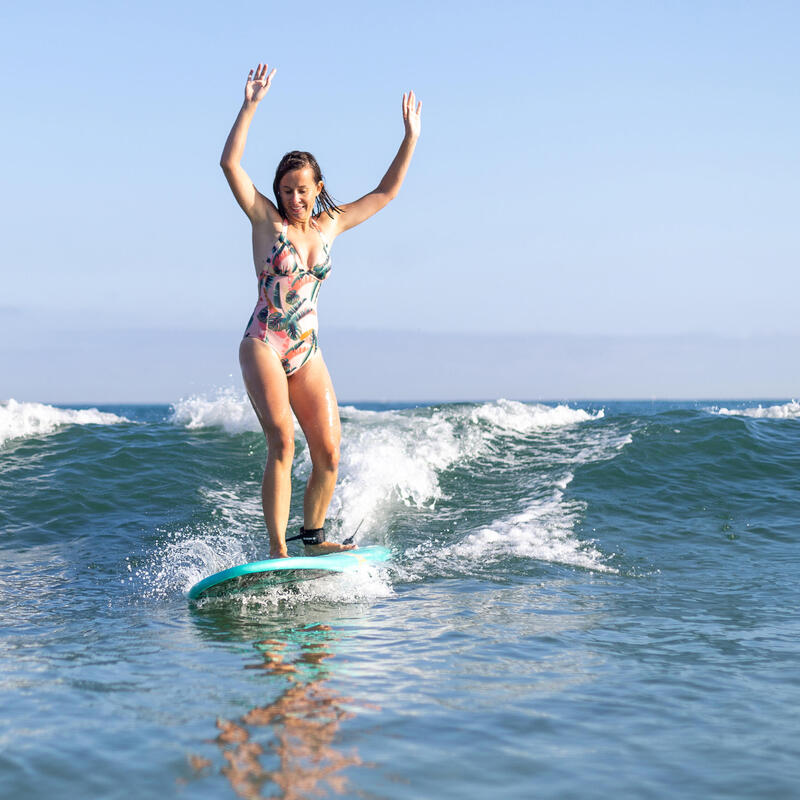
<box><xmin>188</xmin><ymin>545</ymin><xmax>391</xmax><ymax>600</ymax></box>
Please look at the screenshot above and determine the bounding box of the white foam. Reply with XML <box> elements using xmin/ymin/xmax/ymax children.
<box><xmin>201</xmin><ymin>486</ymin><xmax>263</xmax><ymax>530</ymax></box>
<box><xmin>0</xmin><ymin>398</ymin><xmax>128</xmax><ymax>447</ymax></box>
<box><xmin>469</xmin><ymin>398</ymin><xmax>604</xmax><ymax>433</ymax></box>
<box><xmin>169</xmin><ymin>388</ymin><xmax>261</xmax><ymax>433</ymax></box>
<box><xmin>713</xmin><ymin>400</ymin><xmax>800</xmax><ymax>420</ymax></box>
<box><xmin>132</xmin><ymin>525</ymin><xmax>392</xmax><ymax>604</ymax></box>
<box><xmin>446</xmin><ymin>491</ymin><xmax>615</xmax><ymax>573</ymax></box>
<box><xmin>326</xmin><ymin>402</ymin><xmax>608</xmax><ymax>539</ymax></box>
<box><xmin>132</xmin><ymin>528</ymin><xmax>254</xmax><ymax>599</ymax></box>
<box><xmin>571</xmin><ymin>427</ymin><xmax>633</xmax><ymax>466</ymax></box>
<box><xmin>397</xmin><ymin>421</ymin><xmax>628</xmax><ymax>579</ymax></box>
<box><xmin>305</xmin><ymin>407</ymin><xmax>485</xmax><ymax>537</ymax></box>
<box><xmin>196</xmin><ymin>566</ymin><xmax>394</xmax><ymax>610</ymax></box>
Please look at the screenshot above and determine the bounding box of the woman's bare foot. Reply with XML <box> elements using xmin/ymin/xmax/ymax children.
<box><xmin>303</xmin><ymin>541</ymin><xmax>356</xmax><ymax>557</ymax></box>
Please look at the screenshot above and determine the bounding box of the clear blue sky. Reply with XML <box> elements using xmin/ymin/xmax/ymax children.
<box><xmin>2</xmin><ymin>0</ymin><xmax>799</xmax><ymax>401</ymax></box>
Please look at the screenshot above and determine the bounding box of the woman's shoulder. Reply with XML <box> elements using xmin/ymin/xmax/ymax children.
<box><xmin>313</xmin><ymin>212</ymin><xmax>340</xmax><ymax>242</ymax></box>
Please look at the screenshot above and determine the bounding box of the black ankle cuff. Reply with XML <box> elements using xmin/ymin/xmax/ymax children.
<box><xmin>285</xmin><ymin>526</ymin><xmax>326</xmax><ymax>545</ymax></box>
<box><xmin>299</xmin><ymin>526</ymin><xmax>324</xmax><ymax>545</ymax></box>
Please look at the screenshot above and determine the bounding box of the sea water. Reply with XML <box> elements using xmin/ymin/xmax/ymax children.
<box><xmin>1</xmin><ymin>395</ymin><xmax>799</xmax><ymax>798</ymax></box>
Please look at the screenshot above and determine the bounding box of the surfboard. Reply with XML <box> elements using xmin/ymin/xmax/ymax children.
<box><xmin>188</xmin><ymin>546</ymin><xmax>391</xmax><ymax>601</ymax></box>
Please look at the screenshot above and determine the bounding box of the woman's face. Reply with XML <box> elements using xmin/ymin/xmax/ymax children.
<box><xmin>279</xmin><ymin>167</ymin><xmax>323</xmax><ymax>222</ymax></box>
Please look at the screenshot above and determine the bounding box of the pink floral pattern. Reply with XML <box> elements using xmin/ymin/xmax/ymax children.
<box><xmin>243</xmin><ymin>219</ymin><xmax>331</xmax><ymax>375</ymax></box>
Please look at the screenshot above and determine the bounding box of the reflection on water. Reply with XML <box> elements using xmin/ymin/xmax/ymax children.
<box><xmin>188</xmin><ymin>619</ymin><xmax>370</xmax><ymax>799</ymax></box>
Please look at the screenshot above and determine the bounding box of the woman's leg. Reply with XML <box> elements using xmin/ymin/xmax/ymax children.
<box><xmin>288</xmin><ymin>353</ymin><xmax>353</xmax><ymax>554</ymax></box>
<box><xmin>239</xmin><ymin>338</ymin><xmax>295</xmax><ymax>558</ymax></box>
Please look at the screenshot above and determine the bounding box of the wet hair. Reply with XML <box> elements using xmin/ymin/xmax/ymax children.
<box><xmin>273</xmin><ymin>151</ymin><xmax>342</xmax><ymax>220</ymax></box>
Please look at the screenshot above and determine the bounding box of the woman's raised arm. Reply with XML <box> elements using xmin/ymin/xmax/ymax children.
<box><xmin>332</xmin><ymin>91</ymin><xmax>422</xmax><ymax>236</ymax></box>
<box><xmin>220</xmin><ymin>63</ymin><xmax>279</xmax><ymax>223</ymax></box>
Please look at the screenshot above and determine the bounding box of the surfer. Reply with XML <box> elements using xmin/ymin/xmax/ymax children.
<box><xmin>220</xmin><ymin>62</ymin><xmax>421</xmax><ymax>559</ymax></box>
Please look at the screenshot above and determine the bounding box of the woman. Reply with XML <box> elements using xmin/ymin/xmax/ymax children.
<box><xmin>220</xmin><ymin>63</ymin><xmax>421</xmax><ymax>559</ymax></box>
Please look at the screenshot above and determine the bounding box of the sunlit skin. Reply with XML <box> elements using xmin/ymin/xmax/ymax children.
<box><xmin>221</xmin><ymin>62</ymin><xmax>421</xmax><ymax>558</ymax></box>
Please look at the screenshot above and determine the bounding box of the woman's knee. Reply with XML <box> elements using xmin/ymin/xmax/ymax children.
<box><xmin>265</xmin><ymin>424</ymin><xmax>295</xmax><ymax>463</ymax></box>
<box><xmin>311</xmin><ymin>439</ymin><xmax>339</xmax><ymax>473</ymax></box>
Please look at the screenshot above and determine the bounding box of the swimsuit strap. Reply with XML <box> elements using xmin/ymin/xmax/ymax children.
<box><xmin>309</xmin><ymin>217</ymin><xmax>329</xmax><ymax>248</ymax></box>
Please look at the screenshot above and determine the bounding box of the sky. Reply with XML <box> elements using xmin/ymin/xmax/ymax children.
<box><xmin>2</xmin><ymin>0</ymin><xmax>799</xmax><ymax>402</ymax></box>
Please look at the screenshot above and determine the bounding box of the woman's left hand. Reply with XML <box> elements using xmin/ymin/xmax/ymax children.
<box><xmin>403</xmin><ymin>90</ymin><xmax>422</xmax><ymax>140</ymax></box>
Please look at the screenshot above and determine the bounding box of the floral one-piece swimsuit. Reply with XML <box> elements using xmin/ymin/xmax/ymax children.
<box><xmin>242</xmin><ymin>218</ymin><xmax>332</xmax><ymax>376</ymax></box>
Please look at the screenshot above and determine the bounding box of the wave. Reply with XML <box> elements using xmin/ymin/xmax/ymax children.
<box><xmin>399</xmin><ymin>486</ymin><xmax>616</xmax><ymax>579</ymax></box>
<box><xmin>469</xmin><ymin>398</ymin><xmax>604</xmax><ymax>432</ymax></box>
<box><xmin>319</xmin><ymin>406</ymin><xmax>486</xmax><ymax>536</ymax></box>
<box><xmin>712</xmin><ymin>400</ymin><xmax>800</xmax><ymax>420</ymax></box>
<box><xmin>398</xmin><ymin>419</ymin><xmax>628</xmax><ymax>578</ymax></box>
<box><xmin>447</xmin><ymin>490</ymin><xmax>615</xmax><ymax>573</ymax></box>
<box><xmin>169</xmin><ymin>388</ymin><xmax>260</xmax><ymax>433</ymax></box>
<box><xmin>157</xmin><ymin>393</ymin><xmax>619</xmax><ymax>588</ymax></box>
<box><xmin>170</xmin><ymin>392</ymin><xmax>603</xmax><ymax>435</ymax></box>
<box><xmin>321</xmin><ymin>401</ymin><xmax>606</xmax><ymax>538</ymax></box>
<box><xmin>0</xmin><ymin>399</ymin><xmax>129</xmax><ymax>447</ymax></box>
<box><xmin>167</xmin><ymin>393</ymin><xmax>608</xmax><ymax>539</ymax></box>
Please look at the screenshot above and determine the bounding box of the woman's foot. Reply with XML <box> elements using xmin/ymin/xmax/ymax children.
<box><xmin>303</xmin><ymin>540</ymin><xmax>356</xmax><ymax>556</ymax></box>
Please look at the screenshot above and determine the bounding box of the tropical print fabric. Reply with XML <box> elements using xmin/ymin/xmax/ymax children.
<box><xmin>243</xmin><ymin>218</ymin><xmax>331</xmax><ymax>375</ymax></box>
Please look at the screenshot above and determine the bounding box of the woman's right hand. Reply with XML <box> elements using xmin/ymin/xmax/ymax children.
<box><xmin>245</xmin><ymin>63</ymin><xmax>276</xmax><ymax>104</ymax></box>
<box><xmin>402</xmin><ymin>90</ymin><xmax>422</xmax><ymax>140</ymax></box>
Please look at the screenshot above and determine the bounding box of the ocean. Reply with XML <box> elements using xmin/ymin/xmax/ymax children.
<box><xmin>1</xmin><ymin>395</ymin><xmax>799</xmax><ymax>799</ymax></box>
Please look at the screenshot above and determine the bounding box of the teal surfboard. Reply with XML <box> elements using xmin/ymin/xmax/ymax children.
<box><xmin>188</xmin><ymin>546</ymin><xmax>391</xmax><ymax>601</ymax></box>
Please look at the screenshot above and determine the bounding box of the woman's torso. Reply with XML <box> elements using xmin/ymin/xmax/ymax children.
<box><xmin>242</xmin><ymin>216</ymin><xmax>333</xmax><ymax>374</ymax></box>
